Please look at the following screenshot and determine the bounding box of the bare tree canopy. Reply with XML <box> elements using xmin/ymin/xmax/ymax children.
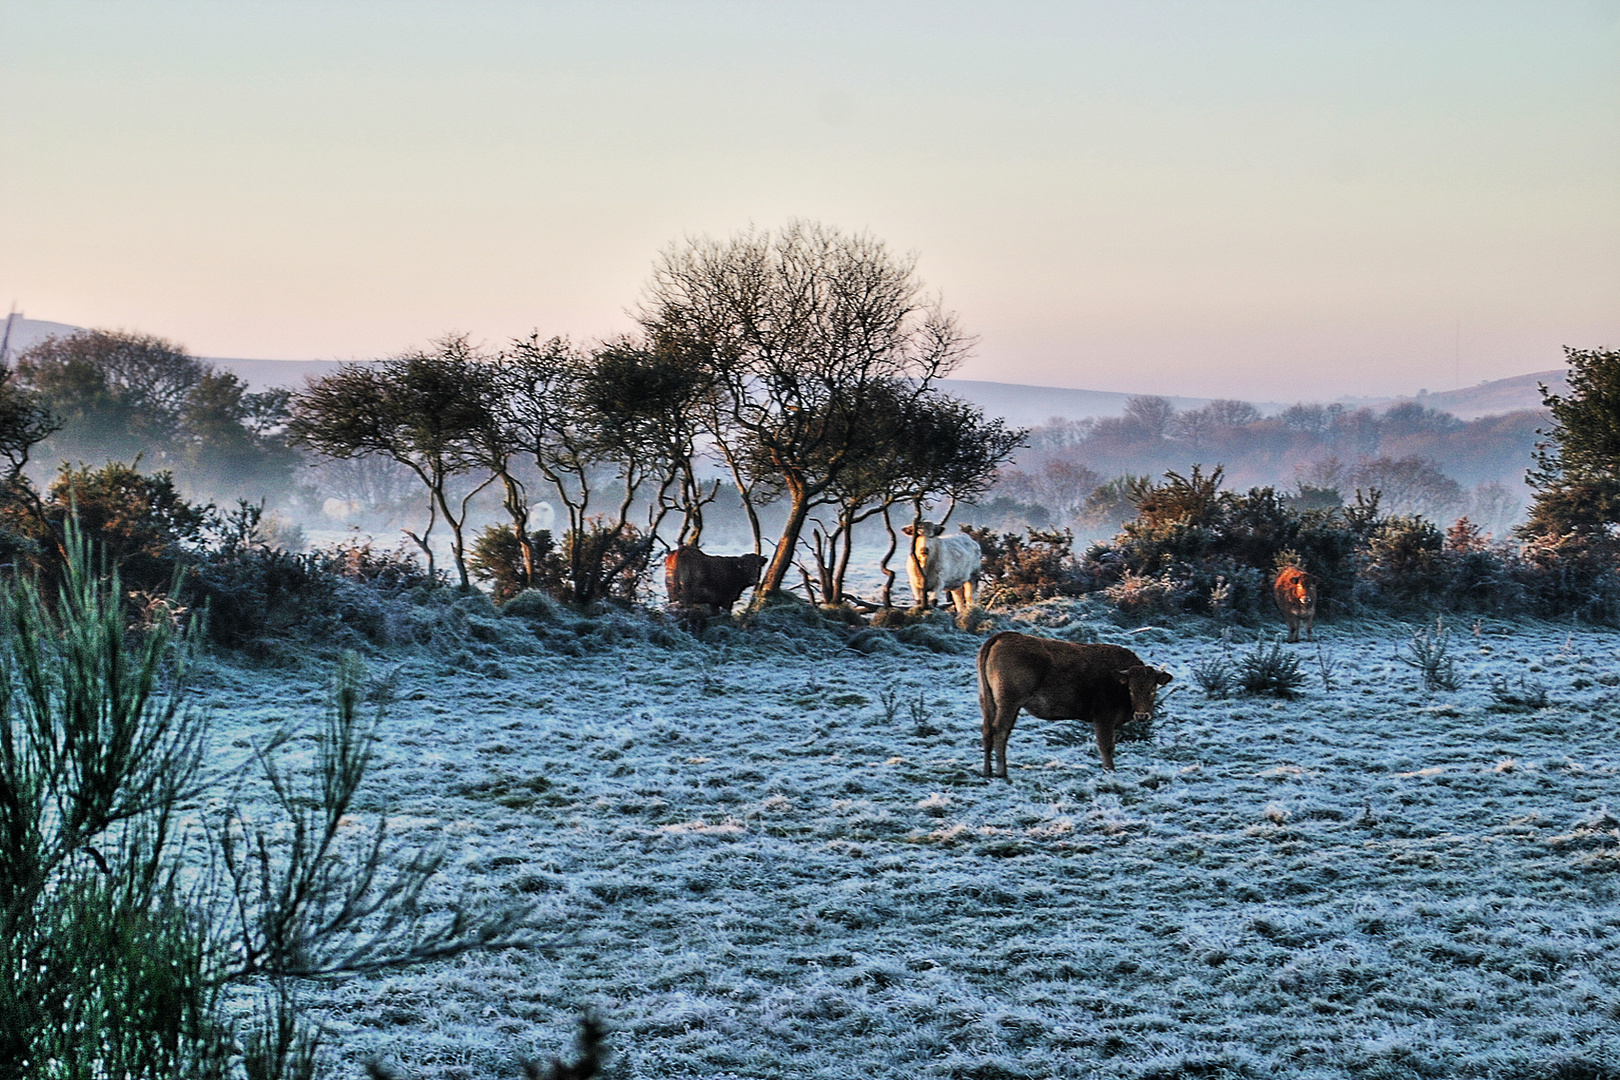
<box><xmin>637</xmin><ymin>220</ymin><xmax>975</xmax><ymax>603</ymax></box>
<box><xmin>288</xmin><ymin>335</ymin><xmax>497</xmax><ymax>588</ymax></box>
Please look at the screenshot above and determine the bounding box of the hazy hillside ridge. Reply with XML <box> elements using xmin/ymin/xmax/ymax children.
<box><xmin>1</xmin><ymin>314</ymin><xmax>1565</xmax><ymax>418</ymax></box>
<box><xmin>0</xmin><ymin>313</ymin><xmax>1565</xmax><ymax>546</ymax></box>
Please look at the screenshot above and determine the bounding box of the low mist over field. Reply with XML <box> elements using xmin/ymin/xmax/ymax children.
<box><xmin>0</xmin><ymin>312</ymin><xmax>1561</xmax><ymax>556</ymax></box>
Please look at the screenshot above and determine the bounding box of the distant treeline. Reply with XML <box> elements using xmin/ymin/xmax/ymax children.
<box><xmin>978</xmin><ymin>394</ymin><xmax>1540</xmax><ymax>539</ymax></box>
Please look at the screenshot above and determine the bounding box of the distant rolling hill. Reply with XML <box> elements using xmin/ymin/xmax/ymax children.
<box><xmin>1362</xmin><ymin>371</ymin><xmax>1563</xmax><ymax>421</ymax></box>
<box><xmin>1</xmin><ymin>313</ymin><xmax>1564</xmax><ymax>422</ymax></box>
<box><xmin>938</xmin><ymin>379</ymin><xmax>1222</xmax><ymax>425</ymax></box>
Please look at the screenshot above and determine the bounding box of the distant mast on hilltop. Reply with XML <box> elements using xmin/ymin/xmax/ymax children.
<box><xmin>1</xmin><ymin>307</ymin><xmax>17</xmax><ymax>364</ymax></box>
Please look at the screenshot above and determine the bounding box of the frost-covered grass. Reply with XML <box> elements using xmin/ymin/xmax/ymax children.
<box><xmin>201</xmin><ymin>606</ymin><xmax>1620</xmax><ymax>1079</ymax></box>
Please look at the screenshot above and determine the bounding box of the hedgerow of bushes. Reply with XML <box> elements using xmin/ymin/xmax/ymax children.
<box><xmin>9</xmin><ymin>455</ymin><xmax>1620</xmax><ymax>668</ymax></box>
<box><xmin>972</xmin><ymin>464</ymin><xmax>1620</xmax><ymax>626</ymax></box>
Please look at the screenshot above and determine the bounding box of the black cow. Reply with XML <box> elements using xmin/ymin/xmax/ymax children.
<box><xmin>664</xmin><ymin>547</ymin><xmax>768</xmax><ymax>614</ymax></box>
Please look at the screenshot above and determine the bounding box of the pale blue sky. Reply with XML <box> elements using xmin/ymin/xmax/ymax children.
<box><xmin>3</xmin><ymin>1</ymin><xmax>1616</xmax><ymax>400</ymax></box>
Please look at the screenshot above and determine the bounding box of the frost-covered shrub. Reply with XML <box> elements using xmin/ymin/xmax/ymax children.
<box><xmin>0</xmin><ymin>461</ymin><xmax>209</xmax><ymax>596</ymax></box>
<box><xmin>1050</xmin><ymin>620</ymin><xmax>1100</xmax><ymax>642</ymax></box>
<box><xmin>469</xmin><ymin>524</ymin><xmax>557</xmax><ymax>603</ymax></box>
<box><xmin>1436</xmin><ymin>518</ymin><xmax>1522</xmax><ymax>614</ymax></box>
<box><xmin>869</xmin><ymin>606</ymin><xmax>919</xmax><ymax>628</ymax></box>
<box><xmin>846</xmin><ymin>627</ymin><xmax>903</xmax><ymax>655</ymax></box>
<box><xmin>1191</xmin><ymin>653</ymin><xmax>1237</xmax><ymax>698</ymax></box>
<box><xmin>1488</xmin><ymin>672</ymin><xmax>1550</xmax><ymax>710</ymax></box>
<box><xmin>955</xmin><ymin>605</ymin><xmax>997</xmax><ymax>633</ymax></box>
<box><xmin>1083</xmin><ymin>468</ymin><xmax>1370</xmax><ymax>621</ymax></box>
<box><xmin>1237</xmin><ymin>642</ymin><xmax>1306</xmax><ymax>698</ymax></box>
<box><xmin>1514</xmin><ymin>530</ymin><xmax>1620</xmax><ymax>624</ymax></box>
<box><xmin>1102</xmin><ymin>571</ymin><xmax>1187</xmax><ymax>618</ymax></box>
<box><xmin>816</xmin><ymin>603</ymin><xmax>868</xmax><ymax>626</ymax></box>
<box><xmin>186</xmin><ymin>528</ymin><xmax>450</xmax><ymax>651</ymax></box>
<box><xmin>1396</xmin><ymin>616</ymin><xmax>1462</xmax><ymax>692</ymax></box>
<box><xmin>500</xmin><ymin>588</ymin><xmax>568</xmax><ymax>623</ymax></box>
<box><xmin>960</xmin><ymin>526</ymin><xmax>1087</xmax><ymax>605</ymax></box>
<box><xmin>1358</xmin><ymin>515</ymin><xmax>1446</xmax><ymax>610</ymax></box>
<box><xmin>1184</xmin><ymin>558</ymin><xmax>1267</xmax><ymax>623</ymax></box>
<box><xmin>894</xmin><ymin>621</ymin><xmax>978</xmax><ymax>654</ymax></box>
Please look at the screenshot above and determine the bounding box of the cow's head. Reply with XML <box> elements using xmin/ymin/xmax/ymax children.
<box><xmin>1116</xmin><ymin>665</ymin><xmax>1174</xmax><ymax>722</ymax></box>
<box><xmin>1277</xmin><ymin>567</ymin><xmax>1318</xmax><ymax>594</ymax></box>
<box><xmin>1288</xmin><ymin>572</ymin><xmax>1319</xmax><ymax>605</ymax></box>
<box><xmin>740</xmin><ymin>553</ymin><xmax>768</xmax><ymax>583</ymax></box>
<box><xmin>901</xmin><ymin>521</ymin><xmax>946</xmax><ymax>539</ymax></box>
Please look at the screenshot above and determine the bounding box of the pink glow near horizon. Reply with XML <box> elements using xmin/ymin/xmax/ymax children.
<box><xmin>3</xmin><ymin>2</ymin><xmax>1616</xmax><ymax>402</ymax></box>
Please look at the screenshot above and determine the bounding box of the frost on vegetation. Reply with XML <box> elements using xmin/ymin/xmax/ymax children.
<box><xmin>0</xmin><ymin>528</ymin><xmax>538</xmax><ymax>1079</ymax></box>
<box><xmin>1237</xmin><ymin>641</ymin><xmax>1306</xmax><ymax>698</ymax></box>
<box><xmin>129</xmin><ymin>603</ymin><xmax>1620</xmax><ymax>1077</ymax></box>
<box><xmin>1313</xmin><ymin>643</ymin><xmax>1340</xmax><ymax>691</ymax></box>
<box><xmin>1396</xmin><ymin>615</ymin><xmax>1463</xmax><ymax>692</ymax></box>
<box><xmin>1489</xmin><ymin>671</ymin><xmax>1551</xmax><ymax>710</ymax></box>
<box><xmin>1190</xmin><ymin>651</ymin><xmax>1236</xmax><ymax>699</ymax></box>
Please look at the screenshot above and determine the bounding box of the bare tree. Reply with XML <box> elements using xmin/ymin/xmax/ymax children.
<box><xmin>492</xmin><ymin>336</ymin><xmax>675</xmax><ymax>604</ymax></box>
<box><xmin>0</xmin><ymin>363</ymin><xmax>61</xmax><ymax>551</ymax></box>
<box><xmin>1350</xmin><ymin>455</ymin><xmax>1465</xmax><ymax>520</ymax></box>
<box><xmin>289</xmin><ymin>335</ymin><xmax>496</xmax><ymax>588</ymax></box>
<box><xmin>1123</xmin><ymin>395</ymin><xmax>1176</xmax><ymax>441</ymax></box>
<box><xmin>637</xmin><ymin>220</ymin><xmax>973</xmax><ymax>605</ymax></box>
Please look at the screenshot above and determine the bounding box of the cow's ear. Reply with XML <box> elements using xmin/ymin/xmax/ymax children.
<box><xmin>1155</xmin><ymin>669</ymin><xmax>1174</xmax><ymax>686</ymax></box>
<box><xmin>931</xmin><ymin>524</ymin><xmax>946</xmax><ymax>537</ymax></box>
<box><xmin>1114</xmin><ymin>668</ymin><xmax>1132</xmax><ymax>684</ymax></box>
<box><xmin>901</xmin><ymin>525</ymin><xmax>916</xmax><ymax>536</ymax></box>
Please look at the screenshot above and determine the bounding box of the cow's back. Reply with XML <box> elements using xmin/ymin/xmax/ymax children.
<box><xmin>925</xmin><ymin>532</ymin><xmax>983</xmax><ymax>588</ymax></box>
<box><xmin>982</xmin><ymin>633</ymin><xmax>1138</xmax><ymax>716</ymax></box>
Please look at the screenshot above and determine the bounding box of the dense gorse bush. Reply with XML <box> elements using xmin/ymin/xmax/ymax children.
<box><xmin>0</xmin><ymin>526</ymin><xmax>534</xmax><ymax>1077</ymax></box>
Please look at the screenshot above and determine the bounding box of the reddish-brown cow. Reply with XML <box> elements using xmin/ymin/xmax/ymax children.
<box><xmin>664</xmin><ymin>546</ymin><xmax>768</xmax><ymax>615</ymax></box>
<box><xmin>1273</xmin><ymin>566</ymin><xmax>1319</xmax><ymax>642</ymax></box>
<box><xmin>976</xmin><ymin>631</ymin><xmax>1172</xmax><ymax>778</ymax></box>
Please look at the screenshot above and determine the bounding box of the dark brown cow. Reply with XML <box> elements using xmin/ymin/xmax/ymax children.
<box><xmin>976</xmin><ymin>631</ymin><xmax>1172</xmax><ymax>778</ymax></box>
<box><xmin>1273</xmin><ymin>566</ymin><xmax>1319</xmax><ymax>642</ymax></box>
<box><xmin>664</xmin><ymin>546</ymin><xmax>768</xmax><ymax>614</ymax></box>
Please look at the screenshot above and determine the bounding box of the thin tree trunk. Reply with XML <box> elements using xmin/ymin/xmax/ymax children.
<box><xmin>448</xmin><ymin>473</ymin><xmax>498</xmax><ymax>592</ymax></box>
<box><xmin>878</xmin><ymin>504</ymin><xmax>899</xmax><ymax>609</ymax></box>
<box><xmin>755</xmin><ymin>483</ymin><xmax>811</xmax><ymax>607</ymax></box>
<box><xmin>496</xmin><ymin>472</ymin><xmax>534</xmax><ymax>586</ymax></box>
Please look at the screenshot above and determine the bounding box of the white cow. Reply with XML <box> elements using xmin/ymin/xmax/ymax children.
<box><xmin>321</xmin><ymin>497</ymin><xmax>364</xmax><ymax>521</ymax></box>
<box><xmin>902</xmin><ymin>521</ymin><xmax>983</xmax><ymax>611</ymax></box>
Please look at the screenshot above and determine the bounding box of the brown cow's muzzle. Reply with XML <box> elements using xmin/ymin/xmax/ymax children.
<box><xmin>1133</xmin><ymin>711</ymin><xmax>1152</xmax><ymax>722</ymax></box>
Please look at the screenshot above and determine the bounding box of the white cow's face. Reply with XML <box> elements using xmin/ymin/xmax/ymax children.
<box><xmin>902</xmin><ymin>521</ymin><xmax>946</xmax><ymax>541</ymax></box>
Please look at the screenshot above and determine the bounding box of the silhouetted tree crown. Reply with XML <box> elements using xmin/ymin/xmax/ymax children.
<box><xmin>1523</xmin><ymin>346</ymin><xmax>1620</xmax><ymax>537</ymax></box>
<box><xmin>637</xmin><ymin>220</ymin><xmax>975</xmax><ymax>604</ymax></box>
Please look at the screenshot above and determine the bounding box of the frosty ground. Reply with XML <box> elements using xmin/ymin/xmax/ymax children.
<box><xmin>197</xmin><ymin>601</ymin><xmax>1620</xmax><ymax>1079</ymax></box>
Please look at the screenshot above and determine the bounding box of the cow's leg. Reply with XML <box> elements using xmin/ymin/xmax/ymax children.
<box><xmin>1093</xmin><ymin>716</ymin><xmax>1117</xmax><ymax>771</ymax></box>
<box><xmin>992</xmin><ymin>704</ymin><xmax>1020</xmax><ymax>779</ymax></box>
<box><xmin>981</xmin><ymin>707</ymin><xmax>996</xmax><ymax>778</ymax></box>
<box><xmin>1286</xmin><ymin>618</ymin><xmax>1299</xmax><ymax>644</ymax></box>
<box><xmin>907</xmin><ymin>553</ymin><xmax>928</xmax><ymax>608</ymax></box>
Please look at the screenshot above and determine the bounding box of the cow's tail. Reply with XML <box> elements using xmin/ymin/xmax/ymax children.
<box><xmin>976</xmin><ymin>632</ymin><xmax>1002</xmax><ymax>726</ymax></box>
